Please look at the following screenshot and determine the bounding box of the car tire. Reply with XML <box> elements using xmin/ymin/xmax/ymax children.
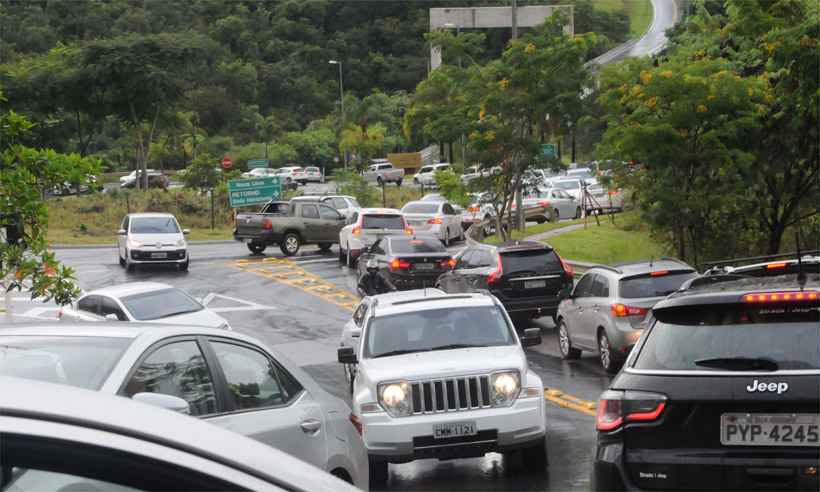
<box><xmin>413</xmin><ymin>178</ymin><xmax>419</xmax><ymax>185</ymax></box>
<box><xmin>443</xmin><ymin>230</ymin><xmax>450</xmax><ymax>247</ymax></box>
<box><xmin>346</xmin><ymin>247</ymin><xmax>355</xmax><ymax>268</ymax></box>
<box><xmin>521</xmin><ymin>436</ymin><xmax>549</xmax><ymax>473</ymax></box>
<box><xmin>575</xmin><ymin>207</ymin><xmax>582</xmax><ymax>219</ymax></box>
<box><xmin>338</xmin><ymin>245</ymin><xmax>346</xmax><ymax>264</ymax></box>
<box><xmin>178</xmin><ymin>258</ymin><xmax>189</xmax><ymax>272</ymax></box>
<box><xmin>396</xmin><ymin>179</ymin><xmax>402</xmax><ymax>187</ymax></box>
<box><xmin>376</xmin><ymin>176</ymin><xmax>384</xmax><ymax>186</ymax></box>
<box><xmin>598</xmin><ymin>330</ymin><xmax>622</xmax><ymax>374</ymax></box>
<box><xmin>119</xmin><ymin>253</ymin><xmax>125</xmax><ymax>267</ymax></box>
<box><xmin>557</xmin><ymin>320</ymin><xmax>582</xmax><ymax>360</ymax></box>
<box><xmin>247</xmin><ymin>242</ymin><xmax>266</xmax><ymax>255</ymax></box>
<box><xmin>552</xmin><ymin>210</ymin><xmax>560</xmax><ymax>223</ymax></box>
<box><xmin>318</xmin><ymin>243</ymin><xmax>332</xmax><ymax>253</ymax></box>
<box><xmin>280</xmin><ymin>233</ymin><xmax>301</xmax><ymax>256</ymax></box>
<box><xmin>535</xmin><ymin>216</ymin><xmax>546</xmax><ymax>224</ymax></box>
<box><xmin>368</xmin><ymin>456</ymin><xmax>388</xmax><ymax>489</ymax></box>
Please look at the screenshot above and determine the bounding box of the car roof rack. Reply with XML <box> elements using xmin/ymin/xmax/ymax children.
<box><xmin>700</xmin><ymin>249</ymin><xmax>820</xmax><ymax>269</ymax></box>
<box><xmin>389</xmin><ymin>294</ymin><xmax>476</xmax><ymax>307</ymax></box>
<box><xmin>588</xmin><ymin>264</ymin><xmax>623</xmax><ymax>274</ymax></box>
<box><xmin>682</xmin><ymin>273</ymin><xmax>751</xmax><ymax>290</ymax></box>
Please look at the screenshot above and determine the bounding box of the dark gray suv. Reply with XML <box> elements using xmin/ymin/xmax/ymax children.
<box><xmin>555</xmin><ymin>258</ymin><xmax>696</xmax><ymax>373</ymax></box>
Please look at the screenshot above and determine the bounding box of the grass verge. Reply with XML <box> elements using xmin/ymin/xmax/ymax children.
<box><xmin>597</xmin><ymin>0</ymin><xmax>654</xmax><ymax>38</ymax></box>
<box><xmin>548</xmin><ymin>212</ymin><xmax>668</xmax><ymax>265</ymax></box>
<box><xmin>483</xmin><ymin>219</ymin><xmax>584</xmax><ymax>245</ymax></box>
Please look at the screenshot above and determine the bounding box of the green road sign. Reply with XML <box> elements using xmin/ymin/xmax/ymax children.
<box><xmin>541</xmin><ymin>144</ymin><xmax>556</xmax><ymax>158</ymax></box>
<box><xmin>247</xmin><ymin>159</ymin><xmax>269</xmax><ymax>169</ymax></box>
<box><xmin>228</xmin><ymin>176</ymin><xmax>281</xmax><ymax>207</ymax></box>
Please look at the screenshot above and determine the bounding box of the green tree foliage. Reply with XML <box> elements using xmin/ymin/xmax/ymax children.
<box><xmin>599</xmin><ymin>0</ymin><xmax>819</xmax><ymax>262</ymax></box>
<box><xmin>332</xmin><ymin>169</ymin><xmax>375</xmax><ymax>207</ymax></box>
<box><xmin>434</xmin><ymin>170</ymin><xmax>471</xmax><ymax>208</ymax></box>
<box><xmin>0</xmin><ymin>91</ymin><xmax>99</xmax><ymax>306</ymax></box>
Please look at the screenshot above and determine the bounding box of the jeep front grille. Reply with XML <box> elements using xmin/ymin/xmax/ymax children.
<box><xmin>410</xmin><ymin>376</ymin><xmax>492</xmax><ymax>414</ymax></box>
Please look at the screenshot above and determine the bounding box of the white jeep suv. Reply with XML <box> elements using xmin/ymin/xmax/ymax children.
<box><xmin>338</xmin><ymin>290</ymin><xmax>547</xmax><ymax>487</ymax></box>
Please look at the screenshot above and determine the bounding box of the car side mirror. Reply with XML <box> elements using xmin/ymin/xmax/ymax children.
<box><xmin>132</xmin><ymin>392</ymin><xmax>190</xmax><ymax>414</ymax></box>
<box><xmin>351</xmin><ymin>328</ymin><xmax>361</xmax><ymax>338</ymax></box>
<box><xmin>338</xmin><ymin>347</ymin><xmax>358</xmax><ymax>364</ymax></box>
<box><xmin>104</xmin><ymin>313</ymin><xmax>119</xmax><ymax>321</ymax></box>
<box><xmin>521</xmin><ymin>328</ymin><xmax>542</xmax><ymax>348</ymax></box>
<box><xmin>182</xmin><ymin>229</ymin><xmax>190</xmax><ymax>235</ymax></box>
<box><xmin>117</xmin><ymin>229</ymin><xmax>127</xmax><ymax>235</ymax></box>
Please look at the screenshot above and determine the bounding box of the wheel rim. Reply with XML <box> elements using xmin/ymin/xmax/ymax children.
<box><xmin>559</xmin><ymin>324</ymin><xmax>570</xmax><ymax>355</ymax></box>
<box><xmin>286</xmin><ymin>237</ymin><xmax>298</xmax><ymax>252</ymax></box>
<box><xmin>599</xmin><ymin>335</ymin><xmax>611</xmax><ymax>368</ymax></box>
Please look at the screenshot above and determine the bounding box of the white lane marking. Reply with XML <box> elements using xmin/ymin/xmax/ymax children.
<box><xmin>294</xmin><ymin>258</ymin><xmax>340</xmax><ymax>265</ymax></box>
<box><xmin>19</xmin><ymin>307</ymin><xmax>60</xmax><ymax>320</ymax></box>
<box><xmin>201</xmin><ymin>293</ymin><xmax>277</xmax><ymax>313</ymax></box>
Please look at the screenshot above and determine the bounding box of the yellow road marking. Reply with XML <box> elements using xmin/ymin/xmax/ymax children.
<box><xmin>229</xmin><ymin>258</ymin><xmax>359</xmax><ymax>312</ymax></box>
<box><xmin>544</xmin><ymin>388</ymin><xmax>597</xmax><ymax>417</ymax></box>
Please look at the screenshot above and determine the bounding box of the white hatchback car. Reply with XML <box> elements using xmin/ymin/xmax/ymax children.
<box><xmin>338</xmin><ymin>290</ymin><xmax>547</xmax><ymax>487</ymax></box>
<box><xmin>338</xmin><ymin>208</ymin><xmax>408</xmax><ymax>267</ymax></box>
<box><xmin>0</xmin><ymin>324</ymin><xmax>368</xmax><ymax>489</ymax></box>
<box><xmin>67</xmin><ymin>282</ymin><xmax>231</xmax><ymax>330</ymax></box>
<box><xmin>241</xmin><ymin>167</ymin><xmax>279</xmax><ymax>179</ymax></box>
<box><xmin>117</xmin><ymin>213</ymin><xmax>189</xmax><ymax>271</ymax></box>
<box><xmin>400</xmin><ymin>200</ymin><xmax>464</xmax><ymax>246</ymax></box>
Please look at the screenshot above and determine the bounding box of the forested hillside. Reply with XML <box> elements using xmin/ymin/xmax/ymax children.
<box><xmin>0</xmin><ymin>0</ymin><xmax>629</xmax><ymax>172</ymax></box>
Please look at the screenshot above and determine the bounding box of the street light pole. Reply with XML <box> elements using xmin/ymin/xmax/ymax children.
<box><xmin>444</xmin><ymin>23</ymin><xmax>467</xmax><ymax>167</ymax></box>
<box><xmin>329</xmin><ymin>59</ymin><xmax>347</xmax><ymax>169</ymax></box>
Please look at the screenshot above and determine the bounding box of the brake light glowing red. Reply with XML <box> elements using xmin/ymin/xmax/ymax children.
<box><xmin>766</xmin><ymin>262</ymin><xmax>787</xmax><ymax>269</ymax></box>
<box><xmin>404</xmin><ymin>227</ymin><xmax>414</xmax><ymax>235</ymax></box>
<box><xmin>557</xmin><ymin>253</ymin><xmax>573</xmax><ymax>280</ymax></box>
<box><xmin>389</xmin><ymin>259</ymin><xmax>411</xmax><ymax>271</ymax></box>
<box><xmin>649</xmin><ymin>270</ymin><xmax>669</xmax><ymax>277</ymax></box>
<box><xmin>538</xmin><ymin>200</ymin><xmax>551</xmax><ymax>208</ymax></box>
<box><xmin>441</xmin><ymin>258</ymin><xmax>457</xmax><ymax>269</ymax></box>
<box><xmin>626</xmin><ymin>401</ymin><xmax>667</xmax><ymax>422</ymax></box>
<box><xmin>351</xmin><ymin>226</ymin><xmax>361</xmax><ymax>236</ymax></box>
<box><xmin>428</xmin><ymin>217</ymin><xmax>443</xmax><ymax>225</ymax></box>
<box><xmin>596</xmin><ymin>399</ymin><xmax>623</xmax><ymax>432</ymax></box>
<box><xmin>487</xmin><ymin>254</ymin><xmax>504</xmax><ymax>284</ymax></box>
<box><xmin>742</xmin><ymin>291</ymin><xmax>818</xmax><ymax>302</ymax></box>
<box><xmin>262</xmin><ymin>218</ymin><xmax>273</xmax><ymax>230</ymax></box>
<box><xmin>596</xmin><ymin>391</ymin><xmax>667</xmax><ymax>432</ymax></box>
<box><xmin>611</xmin><ymin>304</ymin><xmax>648</xmax><ymax>317</ymax></box>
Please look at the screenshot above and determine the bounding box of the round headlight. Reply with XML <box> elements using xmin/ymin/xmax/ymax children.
<box><xmin>490</xmin><ymin>371</ymin><xmax>521</xmax><ymax>407</ymax></box>
<box><xmin>494</xmin><ymin>373</ymin><xmax>519</xmax><ymax>396</ymax></box>
<box><xmin>382</xmin><ymin>384</ymin><xmax>406</xmax><ymax>406</ymax></box>
<box><xmin>378</xmin><ymin>382</ymin><xmax>412</xmax><ymax>417</ymax></box>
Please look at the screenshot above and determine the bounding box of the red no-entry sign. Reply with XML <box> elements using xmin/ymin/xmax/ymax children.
<box><xmin>221</xmin><ymin>156</ymin><xmax>233</xmax><ymax>170</ymax></box>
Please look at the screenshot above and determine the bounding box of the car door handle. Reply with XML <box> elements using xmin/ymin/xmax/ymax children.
<box><xmin>300</xmin><ymin>418</ymin><xmax>322</xmax><ymax>434</ymax></box>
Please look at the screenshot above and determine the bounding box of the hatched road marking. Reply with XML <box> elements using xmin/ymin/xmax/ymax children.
<box><xmin>229</xmin><ymin>256</ymin><xmax>597</xmax><ymax>418</ymax></box>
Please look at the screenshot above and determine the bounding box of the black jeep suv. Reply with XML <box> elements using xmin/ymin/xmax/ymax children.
<box><xmin>593</xmin><ymin>274</ymin><xmax>819</xmax><ymax>491</ymax></box>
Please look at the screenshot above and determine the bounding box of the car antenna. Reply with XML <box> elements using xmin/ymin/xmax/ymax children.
<box><xmin>795</xmin><ymin>231</ymin><xmax>807</xmax><ymax>291</ymax></box>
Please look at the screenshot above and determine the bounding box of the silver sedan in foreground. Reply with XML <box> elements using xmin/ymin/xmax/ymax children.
<box><xmin>0</xmin><ymin>323</ymin><xmax>368</xmax><ymax>489</ymax></box>
<box><xmin>0</xmin><ymin>375</ymin><xmax>356</xmax><ymax>491</ymax></box>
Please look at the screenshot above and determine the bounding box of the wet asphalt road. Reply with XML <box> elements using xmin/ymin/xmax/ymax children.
<box><xmin>22</xmin><ymin>241</ymin><xmax>613</xmax><ymax>490</ymax></box>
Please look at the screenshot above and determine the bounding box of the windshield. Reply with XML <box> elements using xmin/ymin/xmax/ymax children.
<box><xmin>348</xmin><ymin>198</ymin><xmax>362</xmax><ymax>208</ymax></box>
<box><xmin>0</xmin><ymin>336</ymin><xmax>130</xmax><ymax>389</ymax></box>
<box><xmin>554</xmin><ymin>180</ymin><xmax>579</xmax><ymax>190</ymax></box>
<box><xmin>121</xmin><ymin>288</ymin><xmax>203</xmax><ymax>320</ymax></box>
<box><xmin>634</xmin><ymin>305</ymin><xmax>820</xmax><ymax>371</ymax></box>
<box><xmin>389</xmin><ymin>237</ymin><xmax>447</xmax><ymax>254</ymax></box>
<box><xmin>130</xmin><ymin>217</ymin><xmax>180</xmax><ymax>234</ymax></box>
<box><xmin>364</xmin><ymin>306</ymin><xmax>514</xmax><ymax>358</ymax></box>
<box><xmin>402</xmin><ymin>203</ymin><xmax>439</xmax><ymax>214</ymax></box>
<box><xmin>619</xmin><ymin>271</ymin><xmax>697</xmax><ymax>298</ymax></box>
<box><xmin>501</xmin><ymin>249</ymin><xmax>562</xmax><ymax>275</ymax></box>
<box><xmin>362</xmin><ymin>214</ymin><xmax>404</xmax><ymax>230</ymax></box>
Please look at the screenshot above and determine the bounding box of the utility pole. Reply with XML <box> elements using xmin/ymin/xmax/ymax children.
<box><xmin>512</xmin><ymin>0</ymin><xmax>524</xmax><ymax>231</ymax></box>
<box><xmin>444</xmin><ymin>22</ymin><xmax>468</xmax><ymax>167</ymax></box>
<box><xmin>329</xmin><ymin>59</ymin><xmax>347</xmax><ymax>170</ymax></box>
<box><xmin>511</xmin><ymin>0</ymin><xmax>518</xmax><ymax>39</ymax></box>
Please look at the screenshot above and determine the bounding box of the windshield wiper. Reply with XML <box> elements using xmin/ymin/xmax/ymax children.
<box><xmin>430</xmin><ymin>344</ymin><xmax>484</xmax><ymax>351</ymax></box>
<box><xmin>695</xmin><ymin>357</ymin><xmax>779</xmax><ymax>371</ymax></box>
<box><xmin>373</xmin><ymin>349</ymin><xmax>428</xmax><ymax>359</ymax></box>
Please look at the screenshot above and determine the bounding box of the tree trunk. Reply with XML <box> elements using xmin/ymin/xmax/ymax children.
<box><xmin>571</xmin><ymin>127</ymin><xmax>576</xmax><ymax>164</ymax></box>
<box><xmin>767</xmin><ymin>220</ymin><xmax>785</xmax><ymax>255</ymax></box>
<box><xmin>448</xmin><ymin>141</ymin><xmax>454</xmax><ymax>164</ymax></box>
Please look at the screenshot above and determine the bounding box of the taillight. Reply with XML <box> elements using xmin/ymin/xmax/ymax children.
<box><xmin>596</xmin><ymin>390</ymin><xmax>667</xmax><ymax>432</ymax></box>
<box><xmin>611</xmin><ymin>304</ymin><xmax>649</xmax><ymax>317</ymax></box>
<box><xmin>428</xmin><ymin>217</ymin><xmax>443</xmax><ymax>225</ymax></box>
<box><xmin>468</xmin><ymin>206</ymin><xmax>480</xmax><ymax>213</ymax></box>
<box><xmin>389</xmin><ymin>259</ymin><xmax>411</xmax><ymax>271</ymax></box>
<box><xmin>262</xmin><ymin>218</ymin><xmax>273</xmax><ymax>230</ymax></box>
<box><xmin>742</xmin><ymin>291</ymin><xmax>818</xmax><ymax>302</ymax></box>
<box><xmin>404</xmin><ymin>227</ymin><xmax>414</xmax><ymax>235</ymax></box>
<box><xmin>349</xmin><ymin>413</ymin><xmax>362</xmax><ymax>435</ymax></box>
<box><xmin>441</xmin><ymin>258</ymin><xmax>457</xmax><ymax>269</ymax></box>
<box><xmin>766</xmin><ymin>262</ymin><xmax>787</xmax><ymax>269</ymax></box>
<box><xmin>538</xmin><ymin>200</ymin><xmax>551</xmax><ymax>208</ymax></box>
<box><xmin>649</xmin><ymin>270</ymin><xmax>669</xmax><ymax>277</ymax></box>
<box><xmin>487</xmin><ymin>254</ymin><xmax>503</xmax><ymax>284</ymax></box>
<box><xmin>557</xmin><ymin>253</ymin><xmax>573</xmax><ymax>280</ymax></box>
<box><xmin>351</xmin><ymin>226</ymin><xmax>361</xmax><ymax>236</ymax></box>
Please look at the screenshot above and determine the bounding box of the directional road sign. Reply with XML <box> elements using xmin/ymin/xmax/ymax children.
<box><xmin>247</xmin><ymin>159</ymin><xmax>269</xmax><ymax>169</ymax></box>
<box><xmin>541</xmin><ymin>144</ymin><xmax>556</xmax><ymax>158</ymax></box>
<box><xmin>228</xmin><ymin>176</ymin><xmax>281</xmax><ymax>208</ymax></box>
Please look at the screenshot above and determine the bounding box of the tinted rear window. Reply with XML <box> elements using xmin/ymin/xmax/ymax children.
<box><xmin>634</xmin><ymin>305</ymin><xmax>819</xmax><ymax>370</ymax></box>
<box><xmin>501</xmin><ymin>249</ymin><xmax>562</xmax><ymax>275</ymax></box>
<box><xmin>402</xmin><ymin>203</ymin><xmax>439</xmax><ymax>214</ymax></box>
<box><xmin>121</xmin><ymin>288</ymin><xmax>203</xmax><ymax>321</ymax></box>
<box><xmin>390</xmin><ymin>238</ymin><xmax>447</xmax><ymax>254</ymax></box>
<box><xmin>362</xmin><ymin>214</ymin><xmax>404</xmax><ymax>230</ymax></box>
<box><xmin>618</xmin><ymin>271</ymin><xmax>697</xmax><ymax>298</ymax></box>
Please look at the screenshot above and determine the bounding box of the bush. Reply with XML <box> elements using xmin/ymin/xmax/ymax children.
<box><xmin>332</xmin><ymin>169</ymin><xmax>376</xmax><ymax>207</ymax></box>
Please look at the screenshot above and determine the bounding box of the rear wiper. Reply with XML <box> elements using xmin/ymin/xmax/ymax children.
<box><xmin>430</xmin><ymin>344</ymin><xmax>483</xmax><ymax>351</ymax></box>
<box><xmin>695</xmin><ymin>357</ymin><xmax>779</xmax><ymax>371</ymax></box>
<box><xmin>373</xmin><ymin>349</ymin><xmax>428</xmax><ymax>358</ymax></box>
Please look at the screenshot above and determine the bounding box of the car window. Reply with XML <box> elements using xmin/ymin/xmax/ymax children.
<box><xmin>370</xmin><ymin>239</ymin><xmax>385</xmax><ymax>255</ymax></box>
<box><xmin>362</xmin><ymin>214</ymin><xmax>404</xmax><ymax>229</ymax></box>
<box><xmin>618</xmin><ymin>271</ymin><xmax>698</xmax><ymax>298</ymax></box>
<box><xmin>348</xmin><ymin>198</ymin><xmax>361</xmax><ymax>208</ymax></box>
<box><xmin>443</xmin><ymin>204</ymin><xmax>455</xmax><ymax>215</ymax></box>
<box><xmin>588</xmin><ymin>275</ymin><xmax>610</xmax><ymax>297</ymax></box>
<box><xmin>129</xmin><ymin>217</ymin><xmax>180</xmax><ymax>234</ymax></box>
<box><xmin>474</xmin><ymin>249</ymin><xmax>497</xmax><ymax>268</ymax></box>
<box><xmin>123</xmin><ymin>341</ymin><xmax>217</xmax><ymax>416</ymax></box>
<box><xmin>349</xmin><ymin>211</ymin><xmax>359</xmax><ymax>224</ymax></box>
<box><xmin>318</xmin><ymin>205</ymin><xmax>340</xmax><ymax>220</ymax></box>
<box><xmin>331</xmin><ymin>197</ymin><xmax>347</xmax><ymax>209</ymax></box>
<box><xmin>77</xmin><ymin>295</ymin><xmax>100</xmax><ymax>315</ymax></box>
<box><xmin>353</xmin><ymin>302</ymin><xmax>369</xmax><ymax>327</ymax></box>
<box><xmin>389</xmin><ymin>237</ymin><xmax>447</xmax><ymax>254</ymax></box>
<box><xmin>100</xmin><ymin>297</ymin><xmax>128</xmax><ymax>321</ymax></box>
<box><xmin>0</xmin><ymin>336</ymin><xmax>130</xmax><ymax>390</ymax></box>
<box><xmin>456</xmin><ymin>250</ymin><xmax>474</xmax><ymax>269</ymax></box>
<box><xmin>402</xmin><ymin>203</ymin><xmax>439</xmax><ymax>214</ymax></box>
<box><xmin>573</xmin><ymin>274</ymin><xmax>594</xmax><ymax>298</ymax></box>
<box><xmin>120</xmin><ymin>217</ymin><xmax>129</xmax><ymax>231</ymax></box>
<box><xmin>301</xmin><ymin>205</ymin><xmax>319</xmax><ymax>219</ymax></box>
<box><xmin>365</xmin><ymin>306</ymin><xmax>514</xmax><ymax>358</ymax></box>
<box><xmin>500</xmin><ymin>249</ymin><xmax>563</xmax><ymax>275</ymax></box>
<box><xmin>634</xmin><ymin>306</ymin><xmax>820</xmax><ymax>371</ymax></box>
<box><xmin>211</xmin><ymin>342</ymin><xmax>297</xmax><ymax>410</ymax></box>
<box><xmin>121</xmin><ymin>288</ymin><xmax>203</xmax><ymax>321</ymax></box>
